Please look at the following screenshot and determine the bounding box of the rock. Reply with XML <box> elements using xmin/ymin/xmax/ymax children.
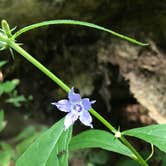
<box><xmin>97</xmin><ymin>40</ymin><xmax>166</xmax><ymax>123</ymax></box>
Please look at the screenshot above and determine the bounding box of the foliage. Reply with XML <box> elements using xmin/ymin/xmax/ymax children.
<box><xmin>0</xmin><ymin>120</ymin><xmax>47</xmax><ymax>165</ymax></box>
<box><xmin>69</xmin><ymin>130</ymin><xmax>135</xmax><ymax>158</ymax></box>
<box><xmin>123</xmin><ymin>124</ymin><xmax>166</xmax><ymax>153</ymax></box>
<box><xmin>0</xmin><ymin>19</ymin><xmax>165</xmax><ymax>166</ymax></box>
<box><xmin>0</xmin><ymin>60</ymin><xmax>29</xmax><ymax>107</ymax></box>
<box><xmin>16</xmin><ymin>118</ymin><xmax>72</xmax><ymax>166</ymax></box>
<box><xmin>0</xmin><ymin>60</ymin><xmax>32</xmax><ymax>165</ymax></box>
<box><xmin>0</xmin><ymin>110</ymin><xmax>5</xmax><ymax>132</ymax></box>
<box><xmin>0</xmin><ymin>143</ymin><xmax>13</xmax><ymax>166</ymax></box>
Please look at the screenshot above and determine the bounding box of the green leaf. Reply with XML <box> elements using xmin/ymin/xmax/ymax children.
<box><xmin>16</xmin><ymin>118</ymin><xmax>72</xmax><ymax>166</ymax></box>
<box><xmin>6</xmin><ymin>95</ymin><xmax>26</xmax><ymax>107</ymax></box>
<box><xmin>15</xmin><ymin>126</ymin><xmax>47</xmax><ymax>158</ymax></box>
<box><xmin>15</xmin><ymin>126</ymin><xmax>36</xmax><ymax>141</ymax></box>
<box><xmin>123</xmin><ymin>124</ymin><xmax>166</xmax><ymax>153</ymax></box>
<box><xmin>155</xmin><ymin>150</ymin><xmax>166</xmax><ymax>166</ymax></box>
<box><xmin>0</xmin><ymin>61</ymin><xmax>7</xmax><ymax>68</ymax></box>
<box><xmin>89</xmin><ymin>150</ymin><xmax>109</xmax><ymax>165</ymax></box>
<box><xmin>16</xmin><ymin>133</ymin><xmax>41</xmax><ymax>159</ymax></box>
<box><xmin>0</xmin><ymin>110</ymin><xmax>6</xmax><ymax>132</ymax></box>
<box><xmin>0</xmin><ymin>79</ymin><xmax>19</xmax><ymax>95</ymax></box>
<box><xmin>69</xmin><ymin>130</ymin><xmax>135</xmax><ymax>159</ymax></box>
<box><xmin>0</xmin><ymin>143</ymin><xmax>13</xmax><ymax>166</ymax></box>
<box><xmin>46</xmin><ymin>127</ymin><xmax>72</xmax><ymax>166</ymax></box>
<box><xmin>13</xmin><ymin>20</ymin><xmax>148</xmax><ymax>46</ymax></box>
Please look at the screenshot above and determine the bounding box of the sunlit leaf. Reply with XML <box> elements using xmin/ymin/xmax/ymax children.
<box><xmin>16</xmin><ymin>118</ymin><xmax>72</xmax><ymax>166</ymax></box>
<box><xmin>69</xmin><ymin>130</ymin><xmax>135</xmax><ymax>159</ymax></box>
<box><xmin>46</xmin><ymin>127</ymin><xmax>72</xmax><ymax>166</ymax></box>
<box><xmin>123</xmin><ymin>124</ymin><xmax>166</xmax><ymax>153</ymax></box>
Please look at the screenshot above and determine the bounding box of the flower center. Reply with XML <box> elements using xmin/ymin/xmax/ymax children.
<box><xmin>73</xmin><ymin>104</ymin><xmax>82</xmax><ymax>112</ymax></box>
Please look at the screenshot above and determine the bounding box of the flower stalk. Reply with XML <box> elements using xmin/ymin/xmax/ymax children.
<box><xmin>7</xmin><ymin>40</ymin><xmax>148</xmax><ymax>166</ymax></box>
<box><xmin>0</xmin><ymin>20</ymin><xmax>148</xmax><ymax>166</ymax></box>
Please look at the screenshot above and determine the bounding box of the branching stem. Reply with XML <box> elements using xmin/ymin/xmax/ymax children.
<box><xmin>0</xmin><ymin>20</ymin><xmax>149</xmax><ymax>166</ymax></box>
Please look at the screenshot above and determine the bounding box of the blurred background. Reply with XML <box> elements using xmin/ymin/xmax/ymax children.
<box><xmin>0</xmin><ymin>0</ymin><xmax>166</xmax><ymax>165</ymax></box>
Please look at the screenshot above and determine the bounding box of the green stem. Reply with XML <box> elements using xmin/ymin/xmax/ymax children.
<box><xmin>89</xmin><ymin>108</ymin><xmax>116</xmax><ymax>133</ymax></box>
<box><xmin>120</xmin><ymin>136</ymin><xmax>148</xmax><ymax>166</ymax></box>
<box><xmin>90</xmin><ymin>108</ymin><xmax>148</xmax><ymax>166</ymax></box>
<box><xmin>9</xmin><ymin>41</ymin><xmax>70</xmax><ymax>93</ymax></box>
<box><xmin>12</xmin><ymin>20</ymin><xmax>148</xmax><ymax>46</ymax></box>
<box><xmin>5</xmin><ymin>39</ymin><xmax>148</xmax><ymax>166</ymax></box>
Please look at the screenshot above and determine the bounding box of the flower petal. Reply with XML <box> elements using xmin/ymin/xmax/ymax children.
<box><xmin>64</xmin><ymin>111</ymin><xmax>79</xmax><ymax>130</ymax></box>
<box><xmin>68</xmin><ymin>87</ymin><xmax>81</xmax><ymax>102</ymax></box>
<box><xmin>52</xmin><ymin>99</ymin><xmax>71</xmax><ymax>112</ymax></box>
<box><xmin>91</xmin><ymin>100</ymin><xmax>96</xmax><ymax>104</ymax></box>
<box><xmin>79</xmin><ymin>110</ymin><xmax>93</xmax><ymax>128</ymax></box>
<box><xmin>82</xmin><ymin>98</ymin><xmax>92</xmax><ymax>110</ymax></box>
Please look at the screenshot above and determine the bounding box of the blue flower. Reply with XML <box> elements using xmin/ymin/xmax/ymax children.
<box><xmin>52</xmin><ymin>87</ymin><xmax>95</xmax><ymax>130</ymax></box>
